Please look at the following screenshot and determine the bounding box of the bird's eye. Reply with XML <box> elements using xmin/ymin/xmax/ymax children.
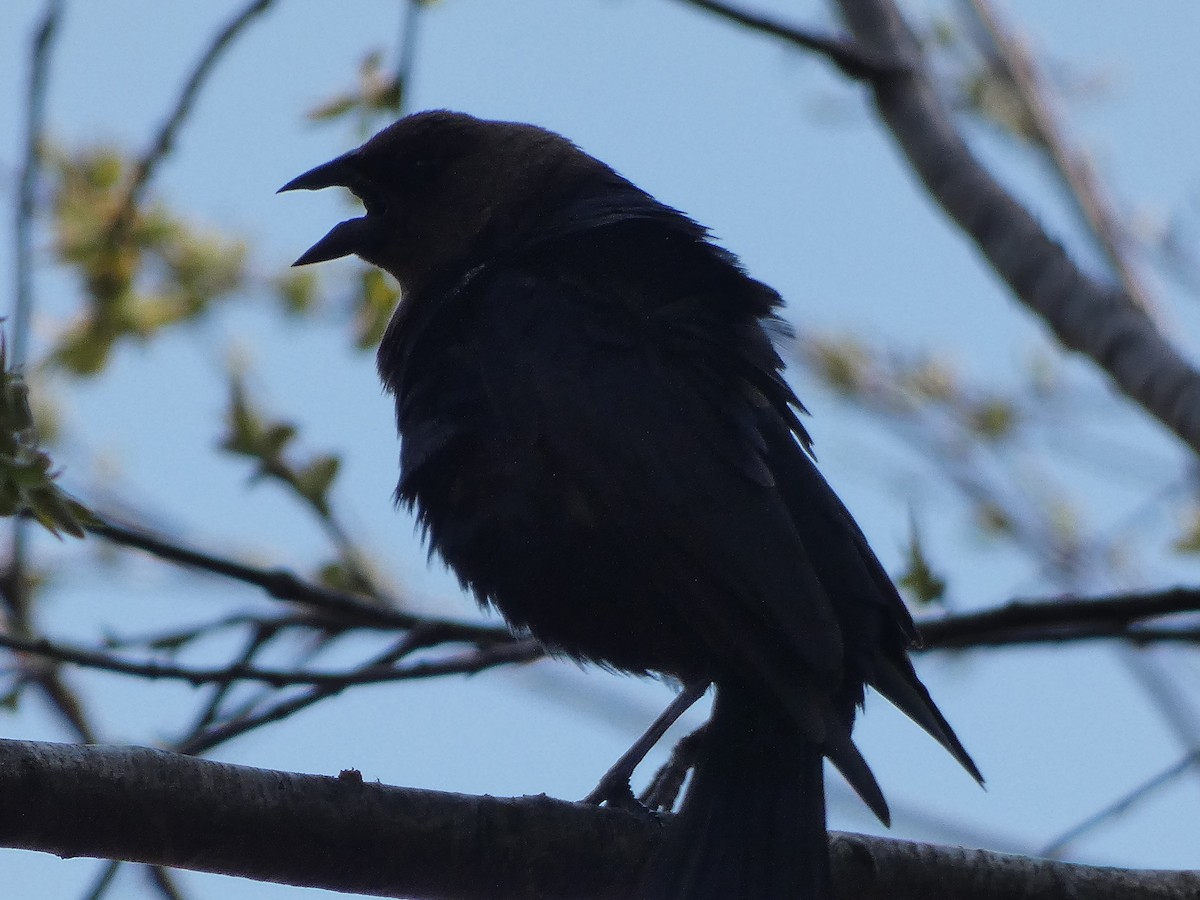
<box><xmin>406</xmin><ymin>155</ymin><xmax>442</xmax><ymax>187</ymax></box>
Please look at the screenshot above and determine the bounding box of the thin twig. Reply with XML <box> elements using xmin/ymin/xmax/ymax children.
<box><xmin>966</xmin><ymin>0</ymin><xmax>1161</xmax><ymax>322</ymax></box>
<box><xmin>0</xmin><ymin>631</ymin><xmax>541</xmax><ymax>688</ymax></box>
<box><xmin>175</xmin><ymin>635</ymin><xmax>539</xmax><ymax>755</ymax></box>
<box><xmin>7</xmin><ymin>0</ymin><xmax>99</xmax><ymax>752</ymax></box>
<box><xmin>395</xmin><ymin>0</ymin><xmax>424</xmax><ymax>112</ymax></box>
<box><xmin>675</xmin><ymin>0</ymin><xmax>908</xmax><ymax>78</ymax></box>
<box><xmin>83</xmin><ymin>514</ymin><xmax>515</xmax><ymax>643</ymax></box>
<box><xmin>144</xmin><ymin>866</ymin><xmax>188</xmax><ymax>900</ymax></box>
<box><xmin>80</xmin><ymin>860</ymin><xmax>120</xmax><ymax>900</ymax></box>
<box><xmin>108</xmin><ymin>0</ymin><xmax>277</xmax><ymax>236</ymax></box>
<box><xmin>186</xmin><ymin>621</ymin><xmax>282</xmax><ymax>733</ymax></box>
<box><xmin>13</xmin><ymin>0</ymin><xmax>63</xmax><ymax>366</ymax></box>
<box><xmin>1039</xmin><ymin>746</ymin><xmax>1200</xmax><ymax>857</ymax></box>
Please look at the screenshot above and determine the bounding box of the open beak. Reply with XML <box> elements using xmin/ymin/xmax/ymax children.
<box><xmin>279</xmin><ymin>151</ymin><xmax>377</xmax><ymax>266</ymax></box>
<box><xmin>279</xmin><ymin>151</ymin><xmax>358</xmax><ymax>194</ymax></box>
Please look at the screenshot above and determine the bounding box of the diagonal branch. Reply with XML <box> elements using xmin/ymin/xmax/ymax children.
<box><xmin>83</xmin><ymin>514</ymin><xmax>516</xmax><ymax>644</ymax></box>
<box><xmin>964</xmin><ymin>0</ymin><xmax>1161</xmax><ymax>321</ymax></box>
<box><xmin>673</xmin><ymin>0</ymin><xmax>907</xmax><ymax>79</ymax></box>
<box><xmin>829</xmin><ymin>0</ymin><xmax>1200</xmax><ymax>456</ymax></box>
<box><xmin>0</xmin><ymin>631</ymin><xmax>542</xmax><ymax>688</ymax></box>
<box><xmin>108</xmin><ymin>0</ymin><xmax>278</xmax><ymax>236</ymax></box>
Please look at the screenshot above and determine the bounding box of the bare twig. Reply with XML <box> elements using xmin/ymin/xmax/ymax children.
<box><xmin>0</xmin><ymin>631</ymin><xmax>541</xmax><ymax>689</ymax></box>
<box><xmin>674</xmin><ymin>0</ymin><xmax>908</xmax><ymax>79</ymax></box>
<box><xmin>13</xmin><ymin>0</ymin><xmax>62</xmax><ymax>366</ymax></box>
<box><xmin>144</xmin><ymin>866</ymin><xmax>188</xmax><ymax>900</ymax></box>
<box><xmin>7</xmin><ymin>0</ymin><xmax>100</xmax><ymax>750</ymax></box>
<box><xmin>965</xmin><ymin>0</ymin><xmax>1161</xmax><ymax>322</ymax></box>
<box><xmin>83</xmin><ymin>514</ymin><xmax>516</xmax><ymax>643</ymax></box>
<box><xmin>175</xmin><ymin>635</ymin><xmax>539</xmax><ymax>755</ymax></box>
<box><xmin>80</xmin><ymin>861</ymin><xmax>119</xmax><ymax>900</ymax></box>
<box><xmin>395</xmin><ymin>0</ymin><xmax>424</xmax><ymax>112</ymax></box>
<box><xmin>1040</xmin><ymin>746</ymin><xmax>1200</xmax><ymax>858</ymax></box>
<box><xmin>108</xmin><ymin>0</ymin><xmax>278</xmax><ymax>235</ymax></box>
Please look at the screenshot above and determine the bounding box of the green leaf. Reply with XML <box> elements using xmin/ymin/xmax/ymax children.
<box><xmin>355</xmin><ymin>267</ymin><xmax>400</xmax><ymax>349</ymax></box>
<box><xmin>1172</xmin><ymin>506</ymin><xmax>1200</xmax><ymax>554</ymax></box>
<box><xmin>0</xmin><ymin>335</ymin><xmax>92</xmax><ymax>539</ymax></box>
<box><xmin>295</xmin><ymin>455</ymin><xmax>341</xmax><ymax>514</ymax></box>
<box><xmin>276</xmin><ymin>270</ymin><xmax>319</xmax><ymax>316</ymax></box>
<box><xmin>897</xmin><ymin>515</ymin><xmax>947</xmax><ymax>605</ymax></box>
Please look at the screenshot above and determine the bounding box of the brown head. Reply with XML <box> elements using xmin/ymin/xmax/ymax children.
<box><xmin>279</xmin><ymin>110</ymin><xmax>608</xmax><ymax>293</ymax></box>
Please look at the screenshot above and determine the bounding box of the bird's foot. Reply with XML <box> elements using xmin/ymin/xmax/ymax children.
<box><xmin>641</xmin><ymin>722</ymin><xmax>709</xmax><ymax>812</ymax></box>
<box><xmin>582</xmin><ymin>772</ymin><xmax>648</xmax><ymax>813</ymax></box>
<box><xmin>581</xmin><ymin>681</ymin><xmax>709</xmax><ymax>810</ymax></box>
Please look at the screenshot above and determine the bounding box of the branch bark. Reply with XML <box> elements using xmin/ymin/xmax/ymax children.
<box><xmin>1</xmin><ymin>739</ymin><xmax>1197</xmax><ymax>899</ymax></box>
<box><xmin>918</xmin><ymin>586</ymin><xmax>1200</xmax><ymax>649</ymax></box>
<box><xmin>830</xmin><ymin>0</ymin><xmax>1200</xmax><ymax>456</ymax></box>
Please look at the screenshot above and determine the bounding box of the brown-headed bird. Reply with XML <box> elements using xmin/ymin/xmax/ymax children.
<box><xmin>281</xmin><ymin>110</ymin><xmax>981</xmax><ymax>900</ymax></box>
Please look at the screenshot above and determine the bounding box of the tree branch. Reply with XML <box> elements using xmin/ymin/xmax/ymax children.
<box><xmin>828</xmin><ymin>0</ymin><xmax>1200</xmax><ymax>456</ymax></box>
<box><xmin>918</xmin><ymin>586</ymin><xmax>1200</xmax><ymax>649</ymax></box>
<box><xmin>109</xmin><ymin>0</ymin><xmax>277</xmax><ymax>231</ymax></box>
<box><xmin>965</xmin><ymin>0</ymin><xmax>1161</xmax><ymax>321</ymax></box>
<box><xmin>84</xmin><ymin>515</ymin><xmax>516</xmax><ymax>643</ymax></box>
<box><xmin>0</xmin><ymin>738</ymin><xmax>1196</xmax><ymax>899</ymax></box>
<box><xmin>673</xmin><ymin>0</ymin><xmax>907</xmax><ymax>79</ymax></box>
<box><xmin>0</xmin><ymin>631</ymin><xmax>541</xmax><ymax>687</ymax></box>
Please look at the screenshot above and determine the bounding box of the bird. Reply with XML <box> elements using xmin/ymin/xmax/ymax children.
<box><xmin>280</xmin><ymin>109</ymin><xmax>981</xmax><ymax>899</ymax></box>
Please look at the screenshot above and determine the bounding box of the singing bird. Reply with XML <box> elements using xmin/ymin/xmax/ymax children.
<box><xmin>281</xmin><ymin>110</ymin><xmax>980</xmax><ymax>899</ymax></box>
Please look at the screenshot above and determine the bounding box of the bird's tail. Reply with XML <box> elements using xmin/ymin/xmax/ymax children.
<box><xmin>643</xmin><ymin>685</ymin><xmax>829</xmax><ymax>900</ymax></box>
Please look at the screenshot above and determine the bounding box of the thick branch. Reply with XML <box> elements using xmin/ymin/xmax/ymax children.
<box><xmin>0</xmin><ymin>739</ymin><xmax>652</xmax><ymax>900</ymax></box>
<box><xmin>830</xmin><ymin>0</ymin><xmax>1200</xmax><ymax>456</ymax></box>
<box><xmin>1</xmin><ymin>739</ymin><xmax>1197</xmax><ymax>899</ymax></box>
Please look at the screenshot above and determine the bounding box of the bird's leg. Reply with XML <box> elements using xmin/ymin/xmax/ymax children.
<box><xmin>582</xmin><ymin>680</ymin><xmax>709</xmax><ymax>809</ymax></box>
<box><xmin>641</xmin><ymin>721</ymin><xmax>710</xmax><ymax>812</ymax></box>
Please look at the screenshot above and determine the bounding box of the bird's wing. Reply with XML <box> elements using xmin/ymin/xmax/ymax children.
<box><xmin>460</xmin><ymin>263</ymin><xmax>863</xmax><ymax>733</ymax></box>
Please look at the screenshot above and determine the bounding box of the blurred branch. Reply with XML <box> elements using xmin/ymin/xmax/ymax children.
<box><xmin>0</xmin><ymin>630</ymin><xmax>540</xmax><ymax>688</ymax></box>
<box><xmin>1</xmin><ymin>737</ymin><xmax>1198</xmax><ymax>900</ymax></box>
<box><xmin>964</xmin><ymin>0</ymin><xmax>1161</xmax><ymax>322</ymax></box>
<box><xmin>83</xmin><ymin>514</ymin><xmax>514</xmax><ymax>642</ymax></box>
<box><xmin>827</xmin><ymin>0</ymin><xmax>1200</xmax><ymax>457</ymax></box>
<box><xmin>13</xmin><ymin>0</ymin><xmax>62</xmax><ymax>366</ymax></box>
<box><xmin>674</xmin><ymin>0</ymin><xmax>908</xmax><ymax>79</ymax></box>
<box><xmin>1040</xmin><ymin>746</ymin><xmax>1200</xmax><ymax>858</ymax></box>
<box><xmin>109</xmin><ymin>0</ymin><xmax>277</xmax><ymax>235</ymax></box>
<box><xmin>395</xmin><ymin>0</ymin><xmax>424</xmax><ymax>114</ymax></box>
<box><xmin>220</xmin><ymin>376</ymin><xmax>380</xmax><ymax>594</ymax></box>
<box><xmin>7</xmin><ymin>0</ymin><xmax>97</xmax><ymax>751</ymax></box>
<box><xmin>171</xmin><ymin>632</ymin><xmax>532</xmax><ymax>755</ymax></box>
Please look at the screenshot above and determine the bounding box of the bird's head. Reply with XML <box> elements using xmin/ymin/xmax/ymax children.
<box><xmin>279</xmin><ymin>110</ymin><xmax>595</xmax><ymax>292</ymax></box>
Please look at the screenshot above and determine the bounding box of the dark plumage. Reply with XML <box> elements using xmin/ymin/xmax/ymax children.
<box><xmin>281</xmin><ymin>109</ymin><xmax>981</xmax><ymax>899</ymax></box>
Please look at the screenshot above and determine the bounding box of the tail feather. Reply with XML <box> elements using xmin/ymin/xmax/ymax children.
<box><xmin>873</xmin><ymin>656</ymin><xmax>983</xmax><ymax>784</ymax></box>
<box><xmin>644</xmin><ymin>685</ymin><xmax>829</xmax><ymax>900</ymax></box>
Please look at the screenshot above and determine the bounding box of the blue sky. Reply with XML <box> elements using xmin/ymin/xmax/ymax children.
<box><xmin>4</xmin><ymin>1</ymin><xmax>1200</xmax><ymax>897</ymax></box>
